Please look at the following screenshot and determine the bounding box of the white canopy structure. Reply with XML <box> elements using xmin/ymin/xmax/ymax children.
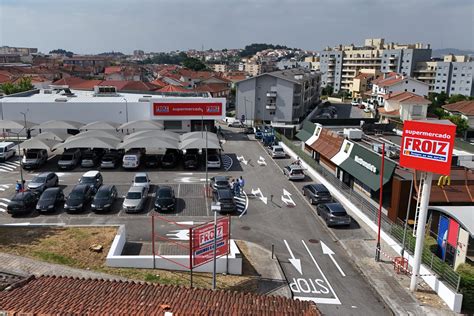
<box><xmin>53</xmin><ymin>137</ymin><xmax>119</xmax><ymax>150</ymax></box>
<box><xmin>118</xmin><ymin>120</ymin><xmax>163</xmax><ymax>131</ymax></box>
<box><xmin>118</xmin><ymin>136</ymin><xmax>178</xmax><ymax>150</ymax></box>
<box><xmin>20</xmin><ymin>138</ymin><xmax>61</xmax><ymax>151</ymax></box>
<box><xmin>69</xmin><ymin>130</ymin><xmax>122</xmax><ymax>141</ymax></box>
<box><xmin>33</xmin><ymin>120</ymin><xmax>83</xmax><ymax>130</ymax></box>
<box><xmin>180</xmin><ymin>131</ymin><xmax>219</xmax><ymax>142</ymax></box>
<box><xmin>0</xmin><ymin>120</ymin><xmax>37</xmax><ymax>129</ymax></box>
<box><xmin>123</xmin><ymin>130</ymin><xmax>180</xmax><ymax>142</ymax></box>
<box><xmin>35</xmin><ymin>131</ymin><xmax>70</xmax><ymax>142</ymax></box>
<box><xmin>179</xmin><ymin>137</ymin><xmax>221</xmax><ymax>150</ymax></box>
<box><xmin>80</xmin><ymin>121</ymin><xmax>120</xmax><ymax>131</ymax></box>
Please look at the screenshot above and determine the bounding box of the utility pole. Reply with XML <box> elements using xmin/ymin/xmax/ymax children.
<box><xmin>375</xmin><ymin>143</ymin><xmax>385</xmax><ymax>262</ymax></box>
<box><xmin>401</xmin><ymin>171</ymin><xmax>414</xmax><ymax>257</ymax></box>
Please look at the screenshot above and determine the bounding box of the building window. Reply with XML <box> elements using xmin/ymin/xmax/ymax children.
<box><xmin>451</xmin><ymin>87</ymin><xmax>455</xmax><ymax>91</ymax></box>
<box><xmin>412</xmin><ymin>88</ymin><xmax>416</xmax><ymax>92</ymax></box>
<box><xmin>452</xmin><ymin>80</ymin><xmax>456</xmax><ymax>84</ymax></box>
<box><xmin>404</xmin><ymin>89</ymin><xmax>407</xmax><ymax>91</ymax></box>
<box><xmin>443</xmin><ymin>80</ymin><xmax>446</xmax><ymax>83</ymax></box>
<box><xmin>412</xmin><ymin>105</ymin><xmax>423</xmax><ymax>116</ymax></box>
<box><xmin>454</xmin><ymin>67</ymin><xmax>458</xmax><ymax>70</ymax></box>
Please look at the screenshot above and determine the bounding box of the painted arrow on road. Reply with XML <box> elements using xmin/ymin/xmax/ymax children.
<box><xmin>250</xmin><ymin>188</ymin><xmax>267</xmax><ymax>204</ymax></box>
<box><xmin>176</xmin><ymin>221</ymin><xmax>205</xmax><ymax>226</ymax></box>
<box><xmin>237</xmin><ymin>155</ymin><xmax>248</xmax><ymax>165</ymax></box>
<box><xmin>166</xmin><ymin>229</ymin><xmax>189</xmax><ymax>241</ymax></box>
<box><xmin>284</xmin><ymin>240</ymin><xmax>302</xmax><ymax>275</ymax></box>
<box><xmin>321</xmin><ymin>241</ymin><xmax>346</xmax><ymax>277</ymax></box>
<box><xmin>281</xmin><ymin>189</ymin><xmax>296</xmax><ymax>207</ymax></box>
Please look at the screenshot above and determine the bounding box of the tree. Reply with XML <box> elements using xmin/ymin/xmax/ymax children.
<box><xmin>49</xmin><ymin>48</ymin><xmax>74</xmax><ymax>57</ymax></box>
<box><xmin>448</xmin><ymin>115</ymin><xmax>469</xmax><ymax>136</ymax></box>
<box><xmin>428</xmin><ymin>92</ymin><xmax>448</xmax><ymax>107</ymax></box>
<box><xmin>182</xmin><ymin>57</ymin><xmax>207</xmax><ymax>71</ymax></box>
<box><xmin>321</xmin><ymin>85</ymin><xmax>333</xmax><ymax>96</ymax></box>
<box><xmin>240</xmin><ymin>43</ymin><xmax>292</xmax><ymax>57</ymax></box>
<box><xmin>447</xmin><ymin>94</ymin><xmax>469</xmax><ymax>104</ymax></box>
<box><xmin>0</xmin><ymin>77</ymin><xmax>34</xmax><ymax>95</ymax></box>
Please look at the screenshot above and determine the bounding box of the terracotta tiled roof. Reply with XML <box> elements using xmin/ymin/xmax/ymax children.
<box><xmin>385</xmin><ymin>91</ymin><xmax>429</xmax><ymax>104</ymax></box>
<box><xmin>376</xmin><ymin>76</ymin><xmax>403</xmax><ymax>87</ymax></box>
<box><xmin>0</xmin><ymin>275</ymin><xmax>320</xmax><ymax>315</ymax></box>
<box><xmin>442</xmin><ymin>100</ymin><xmax>474</xmax><ymax>116</ymax></box>
<box><xmin>150</xmin><ymin>78</ymin><xmax>168</xmax><ymax>88</ymax></box>
<box><xmin>354</xmin><ymin>73</ymin><xmax>372</xmax><ymax>80</ymax></box>
<box><xmin>158</xmin><ymin>84</ymin><xmax>189</xmax><ymax>92</ymax></box>
<box><xmin>372</xmin><ymin>72</ymin><xmax>397</xmax><ymax>85</ymax></box>
<box><xmin>194</xmin><ymin>83</ymin><xmax>230</xmax><ymax>93</ymax></box>
<box><xmin>52</xmin><ymin>76</ymin><xmax>86</xmax><ymax>86</ymax></box>
<box><xmin>308</xmin><ymin>128</ymin><xmax>344</xmax><ymax>159</ymax></box>
<box><xmin>71</xmin><ymin>79</ymin><xmax>103</xmax><ymax>90</ymax></box>
<box><xmin>104</xmin><ymin>66</ymin><xmax>122</xmax><ymax>75</ymax></box>
<box><xmin>121</xmin><ymin>81</ymin><xmax>159</xmax><ymax>92</ymax></box>
<box><xmin>99</xmin><ymin>80</ymin><xmax>130</xmax><ymax>90</ymax></box>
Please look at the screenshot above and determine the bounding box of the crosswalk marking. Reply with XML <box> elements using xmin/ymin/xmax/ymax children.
<box><xmin>0</xmin><ymin>159</ymin><xmax>20</xmax><ymax>172</ymax></box>
<box><xmin>235</xmin><ymin>195</ymin><xmax>246</xmax><ymax>213</ymax></box>
<box><xmin>222</xmin><ymin>154</ymin><xmax>233</xmax><ymax>171</ymax></box>
<box><xmin>0</xmin><ymin>198</ymin><xmax>10</xmax><ymax>213</ymax></box>
<box><xmin>0</xmin><ymin>185</ymin><xmax>10</xmax><ymax>192</ymax></box>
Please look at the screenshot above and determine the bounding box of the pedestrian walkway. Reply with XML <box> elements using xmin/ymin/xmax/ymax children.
<box><xmin>0</xmin><ymin>159</ymin><xmax>21</xmax><ymax>172</ymax></box>
<box><xmin>0</xmin><ymin>252</ymin><xmax>127</xmax><ymax>281</ymax></box>
<box><xmin>0</xmin><ymin>198</ymin><xmax>11</xmax><ymax>213</ymax></box>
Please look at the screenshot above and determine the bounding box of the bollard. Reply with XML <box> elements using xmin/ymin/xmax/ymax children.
<box><xmin>271</xmin><ymin>244</ymin><xmax>274</xmax><ymax>259</ymax></box>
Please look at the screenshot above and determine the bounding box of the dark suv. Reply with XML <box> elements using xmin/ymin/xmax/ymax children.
<box><xmin>212</xmin><ymin>189</ymin><xmax>236</xmax><ymax>214</ymax></box>
<box><xmin>302</xmin><ymin>183</ymin><xmax>332</xmax><ymax>204</ymax></box>
<box><xmin>64</xmin><ymin>184</ymin><xmax>94</xmax><ymax>213</ymax></box>
<box><xmin>91</xmin><ymin>185</ymin><xmax>117</xmax><ymax>212</ymax></box>
<box><xmin>7</xmin><ymin>191</ymin><xmax>39</xmax><ymax>216</ymax></box>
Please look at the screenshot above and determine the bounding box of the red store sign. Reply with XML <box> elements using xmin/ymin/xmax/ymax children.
<box><xmin>400</xmin><ymin>120</ymin><xmax>456</xmax><ymax>175</ymax></box>
<box><xmin>192</xmin><ymin>217</ymin><xmax>230</xmax><ymax>267</ymax></box>
<box><xmin>153</xmin><ymin>102</ymin><xmax>223</xmax><ymax>117</ymax></box>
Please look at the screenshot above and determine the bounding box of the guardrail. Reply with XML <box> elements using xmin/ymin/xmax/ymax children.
<box><xmin>276</xmin><ymin>132</ymin><xmax>462</xmax><ymax>292</ymax></box>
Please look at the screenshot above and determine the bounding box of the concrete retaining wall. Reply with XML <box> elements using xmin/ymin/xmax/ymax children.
<box><xmin>106</xmin><ymin>225</ymin><xmax>242</xmax><ymax>275</ymax></box>
<box><xmin>280</xmin><ymin>142</ymin><xmax>463</xmax><ymax>313</ymax></box>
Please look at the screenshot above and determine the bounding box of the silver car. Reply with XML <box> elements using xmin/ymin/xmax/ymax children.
<box><xmin>122</xmin><ymin>186</ymin><xmax>148</xmax><ymax>213</ymax></box>
<box><xmin>270</xmin><ymin>145</ymin><xmax>286</xmax><ymax>158</ymax></box>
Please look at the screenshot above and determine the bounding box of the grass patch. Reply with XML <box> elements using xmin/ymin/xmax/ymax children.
<box><xmin>33</xmin><ymin>251</ymin><xmax>77</xmax><ymax>265</ymax></box>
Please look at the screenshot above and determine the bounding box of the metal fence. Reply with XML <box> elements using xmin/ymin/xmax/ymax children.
<box><xmin>276</xmin><ymin>133</ymin><xmax>462</xmax><ymax>291</ymax></box>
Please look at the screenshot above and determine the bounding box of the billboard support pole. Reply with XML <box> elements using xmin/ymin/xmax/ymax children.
<box><xmin>151</xmin><ymin>215</ymin><xmax>155</xmax><ymax>269</ymax></box>
<box><xmin>410</xmin><ymin>171</ymin><xmax>433</xmax><ymax>292</ymax></box>
<box><xmin>375</xmin><ymin>142</ymin><xmax>385</xmax><ymax>262</ymax></box>
<box><xmin>212</xmin><ymin>205</ymin><xmax>217</xmax><ymax>290</ymax></box>
<box><xmin>189</xmin><ymin>227</ymin><xmax>193</xmax><ymax>288</ymax></box>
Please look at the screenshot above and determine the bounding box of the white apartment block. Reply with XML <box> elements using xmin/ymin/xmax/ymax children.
<box><xmin>371</xmin><ymin>73</ymin><xmax>429</xmax><ymax>106</ymax></box>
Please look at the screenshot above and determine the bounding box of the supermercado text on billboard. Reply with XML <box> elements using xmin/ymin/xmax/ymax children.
<box><xmin>400</xmin><ymin>120</ymin><xmax>456</xmax><ymax>175</ymax></box>
<box><xmin>152</xmin><ymin>101</ymin><xmax>224</xmax><ymax>118</ymax></box>
<box><xmin>192</xmin><ymin>217</ymin><xmax>230</xmax><ymax>267</ymax></box>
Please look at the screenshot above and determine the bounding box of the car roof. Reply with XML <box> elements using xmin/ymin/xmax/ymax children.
<box><xmin>217</xmin><ymin>189</ymin><xmax>233</xmax><ymax>198</ymax></box>
<box><xmin>43</xmin><ymin>187</ymin><xmax>60</xmax><ymax>193</ymax></box>
<box><xmin>38</xmin><ymin>172</ymin><xmax>55</xmax><ymax>177</ymax></box>
<box><xmin>128</xmin><ymin>186</ymin><xmax>145</xmax><ymax>193</ymax></box>
<box><xmin>72</xmin><ymin>184</ymin><xmax>89</xmax><ymax>192</ymax></box>
<box><xmin>157</xmin><ymin>186</ymin><xmax>172</xmax><ymax>192</ymax></box>
<box><xmin>134</xmin><ymin>172</ymin><xmax>148</xmax><ymax>177</ymax></box>
<box><xmin>325</xmin><ymin>203</ymin><xmax>346</xmax><ymax>212</ymax></box>
<box><xmin>97</xmin><ymin>185</ymin><xmax>114</xmax><ymax>192</ymax></box>
<box><xmin>272</xmin><ymin>145</ymin><xmax>283</xmax><ymax>149</ymax></box>
<box><xmin>83</xmin><ymin>170</ymin><xmax>100</xmax><ymax>177</ymax></box>
<box><xmin>214</xmin><ymin>176</ymin><xmax>228</xmax><ymax>181</ymax></box>
<box><xmin>13</xmin><ymin>191</ymin><xmax>33</xmax><ymax>198</ymax></box>
<box><xmin>308</xmin><ymin>183</ymin><xmax>329</xmax><ymax>192</ymax></box>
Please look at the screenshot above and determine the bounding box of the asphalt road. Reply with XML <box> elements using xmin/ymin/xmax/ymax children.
<box><xmin>0</xmin><ymin>127</ymin><xmax>389</xmax><ymax>315</ymax></box>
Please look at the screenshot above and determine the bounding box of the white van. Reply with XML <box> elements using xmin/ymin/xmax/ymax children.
<box><xmin>0</xmin><ymin>142</ymin><xmax>16</xmax><ymax>162</ymax></box>
<box><xmin>122</xmin><ymin>150</ymin><xmax>142</xmax><ymax>169</ymax></box>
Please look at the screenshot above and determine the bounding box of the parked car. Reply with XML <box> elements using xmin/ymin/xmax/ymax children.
<box><xmin>144</xmin><ymin>154</ymin><xmax>160</xmax><ymax>168</ymax></box>
<box><xmin>317</xmin><ymin>203</ymin><xmax>351</xmax><ymax>227</ymax></box>
<box><xmin>122</xmin><ymin>150</ymin><xmax>142</xmax><ymax>169</ymax></box>
<box><xmin>100</xmin><ymin>153</ymin><xmax>121</xmax><ymax>169</ymax></box>
<box><xmin>207</xmin><ymin>153</ymin><xmax>221</xmax><ymax>169</ymax></box>
<box><xmin>210</xmin><ymin>176</ymin><xmax>230</xmax><ymax>191</ymax></box>
<box><xmin>64</xmin><ymin>184</ymin><xmax>93</xmax><ymax>213</ymax></box>
<box><xmin>7</xmin><ymin>191</ymin><xmax>38</xmax><ymax>215</ymax></box>
<box><xmin>79</xmin><ymin>170</ymin><xmax>103</xmax><ymax>193</ymax></box>
<box><xmin>122</xmin><ymin>186</ymin><xmax>148</xmax><ymax>213</ymax></box>
<box><xmin>228</xmin><ymin>121</ymin><xmax>243</xmax><ymax>128</ymax></box>
<box><xmin>36</xmin><ymin>187</ymin><xmax>64</xmax><ymax>213</ymax></box>
<box><xmin>283</xmin><ymin>164</ymin><xmax>305</xmax><ymax>181</ymax></box>
<box><xmin>351</xmin><ymin>100</ymin><xmax>359</xmax><ymax>106</ymax></box>
<box><xmin>358</xmin><ymin>104</ymin><xmax>365</xmax><ymax>109</ymax></box>
<box><xmin>212</xmin><ymin>189</ymin><xmax>236</xmax><ymax>214</ymax></box>
<box><xmin>154</xmin><ymin>186</ymin><xmax>177</xmax><ymax>212</ymax></box>
<box><xmin>132</xmin><ymin>172</ymin><xmax>150</xmax><ymax>190</ymax></box>
<box><xmin>22</xmin><ymin>149</ymin><xmax>48</xmax><ymax>169</ymax></box>
<box><xmin>254</xmin><ymin>127</ymin><xmax>263</xmax><ymax>139</ymax></box>
<box><xmin>270</xmin><ymin>145</ymin><xmax>286</xmax><ymax>158</ymax></box>
<box><xmin>91</xmin><ymin>185</ymin><xmax>117</xmax><ymax>212</ymax></box>
<box><xmin>161</xmin><ymin>149</ymin><xmax>179</xmax><ymax>168</ymax></box>
<box><xmin>183</xmin><ymin>152</ymin><xmax>199</xmax><ymax>169</ymax></box>
<box><xmin>0</xmin><ymin>142</ymin><xmax>16</xmax><ymax>162</ymax></box>
<box><xmin>302</xmin><ymin>183</ymin><xmax>332</xmax><ymax>204</ymax></box>
<box><xmin>81</xmin><ymin>151</ymin><xmax>100</xmax><ymax>168</ymax></box>
<box><xmin>243</xmin><ymin>126</ymin><xmax>254</xmax><ymax>134</ymax></box>
<box><xmin>57</xmin><ymin>149</ymin><xmax>81</xmax><ymax>170</ymax></box>
<box><xmin>27</xmin><ymin>172</ymin><xmax>59</xmax><ymax>193</ymax></box>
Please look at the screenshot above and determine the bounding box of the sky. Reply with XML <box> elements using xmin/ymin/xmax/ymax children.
<box><xmin>1</xmin><ymin>0</ymin><xmax>473</xmax><ymax>54</ymax></box>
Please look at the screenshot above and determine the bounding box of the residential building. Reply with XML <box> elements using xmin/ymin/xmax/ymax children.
<box><xmin>304</xmin><ymin>56</ymin><xmax>321</xmax><ymax>71</ymax></box>
<box><xmin>378</xmin><ymin>91</ymin><xmax>430</xmax><ymax>122</ymax></box>
<box><xmin>236</xmin><ymin>69</ymin><xmax>321</xmax><ymax>131</ymax></box>
<box><xmin>371</xmin><ymin>73</ymin><xmax>429</xmax><ymax>106</ymax></box>
<box><xmin>0</xmin><ymin>46</ymin><xmax>38</xmax><ymax>55</ymax></box>
<box><xmin>104</xmin><ymin>66</ymin><xmax>142</xmax><ymax>81</ymax></box>
<box><xmin>213</xmin><ymin>64</ymin><xmax>228</xmax><ymax>73</ymax></box>
<box><xmin>350</xmin><ymin>70</ymin><xmax>380</xmax><ymax>101</ymax></box>
<box><xmin>319</xmin><ymin>38</ymin><xmax>431</xmax><ymax>93</ymax></box>
<box><xmin>243</xmin><ymin>62</ymin><xmax>262</xmax><ymax>77</ymax></box>
<box><xmin>63</xmin><ymin>56</ymin><xmax>110</xmax><ymax>75</ymax></box>
<box><xmin>276</xmin><ymin>60</ymin><xmax>311</xmax><ymax>70</ymax></box>
<box><xmin>442</xmin><ymin>100</ymin><xmax>474</xmax><ymax>139</ymax></box>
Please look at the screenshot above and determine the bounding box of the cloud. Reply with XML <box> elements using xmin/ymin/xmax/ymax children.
<box><xmin>0</xmin><ymin>0</ymin><xmax>472</xmax><ymax>53</ymax></box>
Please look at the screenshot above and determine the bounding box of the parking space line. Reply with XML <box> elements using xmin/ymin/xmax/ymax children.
<box><xmin>204</xmin><ymin>184</ymin><xmax>209</xmax><ymax>216</ymax></box>
<box><xmin>177</xmin><ymin>184</ymin><xmax>181</xmax><ymax>198</ymax></box>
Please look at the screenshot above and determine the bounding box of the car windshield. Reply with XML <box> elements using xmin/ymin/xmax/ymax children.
<box><xmin>69</xmin><ymin>191</ymin><xmax>84</xmax><ymax>199</ymax></box>
<box><xmin>135</xmin><ymin>176</ymin><xmax>148</xmax><ymax>183</ymax></box>
<box><xmin>0</xmin><ymin>148</ymin><xmax>3</xmax><ymax>153</ymax></box>
<box><xmin>126</xmin><ymin>192</ymin><xmax>142</xmax><ymax>199</ymax></box>
<box><xmin>331</xmin><ymin>211</ymin><xmax>348</xmax><ymax>217</ymax></box>
<box><xmin>82</xmin><ymin>153</ymin><xmax>94</xmax><ymax>159</ymax></box>
<box><xmin>80</xmin><ymin>177</ymin><xmax>95</xmax><ymax>184</ymax></box>
<box><xmin>157</xmin><ymin>189</ymin><xmax>172</xmax><ymax>198</ymax></box>
<box><xmin>60</xmin><ymin>154</ymin><xmax>74</xmax><ymax>161</ymax></box>
<box><xmin>274</xmin><ymin>148</ymin><xmax>283</xmax><ymax>152</ymax></box>
<box><xmin>162</xmin><ymin>155</ymin><xmax>174</xmax><ymax>162</ymax></box>
<box><xmin>216</xmin><ymin>180</ymin><xmax>228</xmax><ymax>186</ymax></box>
<box><xmin>95</xmin><ymin>190</ymin><xmax>110</xmax><ymax>199</ymax></box>
<box><xmin>102</xmin><ymin>155</ymin><xmax>114</xmax><ymax>161</ymax></box>
<box><xmin>12</xmin><ymin>193</ymin><xmax>27</xmax><ymax>201</ymax></box>
<box><xmin>40</xmin><ymin>190</ymin><xmax>57</xmax><ymax>200</ymax></box>
<box><xmin>32</xmin><ymin>176</ymin><xmax>46</xmax><ymax>183</ymax></box>
<box><xmin>185</xmin><ymin>155</ymin><xmax>197</xmax><ymax>160</ymax></box>
<box><xmin>208</xmin><ymin>155</ymin><xmax>219</xmax><ymax>162</ymax></box>
<box><xmin>292</xmin><ymin>169</ymin><xmax>303</xmax><ymax>175</ymax></box>
<box><xmin>26</xmin><ymin>152</ymin><xmax>39</xmax><ymax>158</ymax></box>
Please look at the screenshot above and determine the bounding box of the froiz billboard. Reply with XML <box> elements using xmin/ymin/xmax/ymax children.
<box><xmin>151</xmin><ymin>99</ymin><xmax>225</xmax><ymax>120</ymax></box>
<box><xmin>400</xmin><ymin>120</ymin><xmax>456</xmax><ymax>175</ymax></box>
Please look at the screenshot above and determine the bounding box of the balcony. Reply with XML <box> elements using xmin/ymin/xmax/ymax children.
<box><xmin>266</xmin><ymin>104</ymin><xmax>276</xmax><ymax>110</ymax></box>
<box><xmin>266</xmin><ymin>91</ymin><xmax>277</xmax><ymax>98</ymax></box>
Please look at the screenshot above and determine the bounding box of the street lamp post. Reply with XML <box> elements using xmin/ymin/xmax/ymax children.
<box><xmin>122</xmin><ymin>97</ymin><xmax>129</xmax><ymax>123</ymax></box>
<box><xmin>375</xmin><ymin>142</ymin><xmax>385</xmax><ymax>262</ymax></box>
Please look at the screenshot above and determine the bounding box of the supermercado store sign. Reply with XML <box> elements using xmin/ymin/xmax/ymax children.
<box><xmin>400</xmin><ymin>120</ymin><xmax>456</xmax><ymax>175</ymax></box>
<box><xmin>151</xmin><ymin>99</ymin><xmax>226</xmax><ymax>120</ymax></box>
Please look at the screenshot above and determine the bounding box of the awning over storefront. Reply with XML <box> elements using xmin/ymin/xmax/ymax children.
<box><xmin>296</xmin><ymin>121</ymin><xmax>316</xmax><ymax>142</ymax></box>
<box><xmin>308</xmin><ymin>128</ymin><xmax>344</xmax><ymax>160</ymax></box>
<box><xmin>338</xmin><ymin>143</ymin><xmax>397</xmax><ymax>191</ymax></box>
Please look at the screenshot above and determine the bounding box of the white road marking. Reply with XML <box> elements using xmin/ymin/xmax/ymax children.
<box><xmin>0</xmin><ymin>198</ymin><xmax>11</xmax><ymax>203</ymax></box>
<box><xmin>0</xmin><ymin>165</ymin><xmax>15</xmax><ymax>171</ymax></box>
<box><xmin>237</xmin><ymin>190</ymin><xmax>249</xmax><ymax>218</ymax></box>
<box><xmin>257</xmin><ymin>156</ymin><xmax>267</xmax><ymax>166</ymax></box>
<box><xmin>3</xmin><ymin>161</ymin><xmax>20</xmax><ymax>166</ymax></box>
<box><xmin>284</xmin><ymin>240</ymin><xmax>303</xmax><ymax>275</ymax></box>
<box><xmin>176</xmin><ymin>221</ymin><xmax>205</xmax><ymax>226</ymax></box>
<box><xmin>222</xmin><ymin>154</ymin><xmax>233</xmax><ymax>171</ymax></box>
<box><xmin>250</xmin><ymin>188</ymin><xmax>267</xmax><ymax>204</ymax></box>
<box><xmin>281</xmin><ymin>189</ymin><xmax>296</xmax><ymax>207</ymax></box>
<box><xmin>321</xmin><ymin>241</ymin><xmax>346</xmax><ymax>277</ymax></box>
<box><xmin>237</xmin><ymin>155</ymin><xmax>248</xmax><ymax>165</ymax></box>
<box><xmin>165</xmin><ymin>229</ymin><xmax>189</xmax><ymax>241</ymax></box>
<box><xmin>0</xmin><ymin>202</ymin><xmax>8</xmax><ymax>208</ymax></box>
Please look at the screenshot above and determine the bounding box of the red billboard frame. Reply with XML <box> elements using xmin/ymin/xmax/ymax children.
<box><xmin>399</xmin><ymin>120</ymin><xmax>456</xmax><ymax>175</ymax></box>
<box><xmin>153</xmin><ymin>102</ymin><xmax>223</xmax><ymax>117</ymax></box>
<box><xmin>191</xmin><ymin>217</ymin><xmax>230</xmax><ymax>267</ymax></box>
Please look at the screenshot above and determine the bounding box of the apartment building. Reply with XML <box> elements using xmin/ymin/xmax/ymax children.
<box><xmin>413</xmin><ymin>55</ymin><xmax>474</xmax><ymax>96</ymax></box>
<box><xmin>236</xmin><ymin>69</ymin><xmax>321</xmax><ymax>128</ymax></box>
<box><xmin>319</xmin><ymin>38</ymin><xmax>431</xmax><ymax>93</ymax></box>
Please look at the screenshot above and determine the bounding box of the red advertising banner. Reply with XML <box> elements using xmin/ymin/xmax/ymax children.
<box><xmin>192</xmin><ymin>217</ymin><xmax>230</xmax><ymax>267</ymax></box>
<box><xmin>447</xmin><ymin>219</ymin><xmax>460</xmax><ymax>247</ymax></box>
<box><xmin>400</xmin><ymin>120</ymin><xmax>456</xmax><ymax>175</ymax></box>
<box><xmin>153</xmin><ymin>102</ymin><xmax>223</xmax><ymax>117</ymax></box>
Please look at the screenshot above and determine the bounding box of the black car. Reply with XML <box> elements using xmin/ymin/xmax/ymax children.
<box><xmin>154</xmin><ymin>186</ymin><xmax>177</xmax><ymax>212</ymax></box>
<box><xmin>7</xmin><ymin>191</ymin><xmax>38</xmax><ymax>216</ymax></box>
<box><xmin>144</xmin><ymin>154</ymin><xmax>160</xmax><ymax>168</ymax></box>
<box><xmin>64</xmin><ymin>184</ymin><xmax>93</xmax><ymax>213</ymax></box>
<box><xmin>212</xmin><ymin>189</ymin><xmax>236</xmax><ymax>214</ymax></box>
<box><xmin>27</xmin><ymin>172</ymin><xmax>59</xmax><ymax>193</ymax></box>
<box><xmin>316</xmin><ymin>203</ymin><xmax>351</xmax><ymax>227</ymax></box>
<box><xmin>210</xmin><ymin>176</ymin><xmax>230</xmax><ymax>191</ymax></box>
<box><xmin>302</xmin><ymin>183</ymin><xmax>332</xmax><ymax>205</ymax></box>
<box><xmin>161</xmin><ymin>149</ymin><xmax>179</xmax><ymax>168</ymax></box>
<box><xmin>36</xmin><ymin>187</ymin><xmax>65</xmax><ymax>213</ymax></box>
<box><xmin>183</xmin><ymin>152</ymin><xmax>199</xmax><ymax>169</ymax></box>
<box><xmin>91</xmin><ymin>185</ymin><xmax>118</xmax><ymax>212</ymax></box>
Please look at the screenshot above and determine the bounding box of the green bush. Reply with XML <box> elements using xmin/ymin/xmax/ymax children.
<box><xmin>457</xmin><ymin>264</ymin><xmax>474</xmax><ymax>312</ymax></box>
